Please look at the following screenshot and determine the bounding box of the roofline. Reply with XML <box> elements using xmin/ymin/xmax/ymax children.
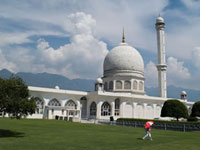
<box><xmin>28</xmin><ymin>86</ymin><xmax>88</xmax><ymax>95</ymax></box>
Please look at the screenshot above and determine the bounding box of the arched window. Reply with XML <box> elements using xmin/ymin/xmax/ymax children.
<box><xmin>101</xmin><ymin>102</ymin><xmax>111</xmax><ymax>116</ymax></box>
<box><xmin>116</xmin><ymin>81</ymin><xmax>122</xmax><ymax>89</ymax></box>
<box><xmin>48</xmin><ymin>98</ymin><xmax>61</xmax><ymax>106</ymax></box>
<box><xmin>124</xmin><ymin>81</ymin><xmax>131</xmax><ymax>89</ymax></box>
<box><xmin>104</xmin><ymin>82</ymin><xmax>108</xmax><ymax>90</ymax></box>
<box><xmin>90</xmin><ymin>102</ymin><xmax>97</xmax><ymax>116</ymax></box>
<box><xmin>35</xmin><ymin>97</ymin><xmax>44</xmax><ymax>114</ymax></box>
<box><xmin>115</xmin><ymin>99</ymin><xmax>120</xmax><ymax>116</ymax></box>
<box><xmin>65</xmin><ymin>100</ymin><xmax>77</xmax><ymax>109</ymax></box>
<box><xmin>139</xmin><ymin>81</ymin><xmax>144</xmax><ymax>91</ymax></box>
<box><xmin>109</xmin><ymin>81</ymin><xmax>113</xmax><ymax>90</ymax></box>
<box><xmin>133</xmin><ymin>80</ymin><xmax>137</xmax><ymax>90</ymax></box>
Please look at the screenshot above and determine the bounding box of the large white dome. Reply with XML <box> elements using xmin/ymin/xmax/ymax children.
<box><xmin>103</xmin><ymin>43</ymin><xmax>144</xmax><ymax>78</ymax></box>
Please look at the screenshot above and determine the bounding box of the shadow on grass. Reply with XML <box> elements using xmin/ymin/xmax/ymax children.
<box><xmin>0</xmin><ymin>129</ymin><xmax>24</xmax><ymax>138</ymax></box>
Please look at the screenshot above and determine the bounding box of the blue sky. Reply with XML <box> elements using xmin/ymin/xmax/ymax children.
<box><xmin>0</xmin><ymin>0</ymin><xmax>200</xmax><ymax>90</ymax></box>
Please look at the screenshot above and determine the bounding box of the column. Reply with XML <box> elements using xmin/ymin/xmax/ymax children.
<box><xmin>143</xmin><ymin>103</ymin><xmax>147</xmax><ymax>119</ymax></box>
<box><xmin>77</xmin><ymin>101</ymin><xmax>81</xmax><ymax>120</ymax></box>
<box><xmin>96</xmin><ymin>101</ymin><xmax>102</xmax><ymax>119</ymax></box>
<box><xmin>67</xmin><ymin>110</ymin><xmax>69</xmax><ymax>117</ymax></box>
<box><xmin>111</xmin><ymin>101</ymin><xmax>115</xmax><ymax>117</ymax></box>
<box><xmin>132</xmin><ymin>102</ymin><xmax>137</xmax><ymax>118</ymax></box>
<box><xmin>120</xmin><ymin>101</ymin><xmax>126</xmax><ymax>118</ymax></box>
<box><xmin>46</xmin><ymin>107</ymin><xmax>49</xmax><ymax>119</ymax></box>
<box><xmin>153</xmin><ymin>104</ymin><xmax>157</xmax><ymax>118</ymax></box>
<box><xmin>49</xmin><ymin>109</ymin><xmax>52</xmax><ymax>119</ymax></box>
<box><xmin>113</xmin><ymin>80</ymin><xmax>116</xmax><ymax>91</ymax></box>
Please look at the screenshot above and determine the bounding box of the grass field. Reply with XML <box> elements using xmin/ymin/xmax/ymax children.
<box><xmin>0</xmin><ymin>118</ymin><xmax>199</xmax><ymax>150</ymax></box>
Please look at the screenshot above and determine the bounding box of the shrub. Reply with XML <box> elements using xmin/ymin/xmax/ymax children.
<box><xmin>161</xmin><ymin>99</ymin><xmax>188</xmax><ymax>121</ymax></box>
<box><xmin>191</xmin><ymin>101</ymin><xmax>200</xmax><ymax>117</ymax></box>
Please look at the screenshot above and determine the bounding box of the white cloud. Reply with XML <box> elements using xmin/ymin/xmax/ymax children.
<box><xmin>1</xmin><ymin>0</ymin><xmax>200</xmax><ymax>61</ymax></box>
<box><xmin>0</xmin><ymin>32</ymin><xmax>32</xmax><ymax>46</ymax></box>
<box><xmin>144</xmin><ymin>61</ymin><xmax>158</xmax><ymax>88</ymax></box>
<box><xmin>162</xmin><ymin>1</ymin><xmax>200</xmax><ymax>60</ymax></box>
<box><xmin>165</xmin><ymin>19</ymin><xmax>200</xmax><ymax>59</ymax></box>
<box><xmin>1</xmin><ymin>12</ymin><xmax>108</xmax><ymax>79</ymax></box>
<box><xmin>181</xmin><ymin>0</ymin><xmax>200</xmax><ymax>10</ymax></box>
<box><xmin>0</xmin><ymin>0</ymin><xmax>169</xmax><ymax>50</ymax></box>
<box><xmin>191</xmin><ymin>47</ymin><xmax>200</xmax><ymax>68</ymax></box>
<box><xmin>167</xmin><ymin>57</ymin><xmax>190</xmax><ymax>80</ymax></box>
<box><xmin>0</xmin><ymin>48</ymin><xmax>16</xmax><ymax>72</ymax></box>
<box><xmin>145</xmin><ymin>57</ymin><xmax>191</xmax><ymax>88</ymax></box>
<box><xmin>87</xmin><ymin>0</ymin><xmax>169</xmax><ymax>50</ymax></box>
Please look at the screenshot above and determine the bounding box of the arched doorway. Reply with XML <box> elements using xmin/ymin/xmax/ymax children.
<box><xmin>80</xmin><ymin>97</ymin><xmax>87</xmax><ymax>119</ymax></box>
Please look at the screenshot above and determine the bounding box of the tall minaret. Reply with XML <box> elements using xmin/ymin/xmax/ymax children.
<box><xmin>155</xmin><ymin>15</ymin><xmax>167</xmax><ymax>98</ymax></box>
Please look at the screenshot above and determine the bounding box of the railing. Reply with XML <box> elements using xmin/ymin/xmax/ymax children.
<box><xmin>115</xmin><ymin>120</ymin><xmax>200</xmax><ymax>132</ymax></box>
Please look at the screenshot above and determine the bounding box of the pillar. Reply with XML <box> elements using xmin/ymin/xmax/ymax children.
<box><xmin>143</xmin><ymin>103</ymin><xmax>147</xmax><ymax>119</ymax></box>
<box><xmin>132</xmin><ymin>102</ymin><xmax>137</xmax><ymax>118</ymax></box>
<box><xmin>96</xmin><ymin>101</ymin><xmax>102</xmax><ymax>119</ymax></box>
<box><xmin>111</xmin><ymin>101</ymin><xmax>115</xmax><ymax>117</ymax></box>
<box><xmin>120</xmin><ymin>101</ymin><xmax>126</xmax><ymax>118</ymax></box>
<box><xmin>153</xmin><ymin>104</ymin><xmax>157</xmax><ymax>118</ymax></box>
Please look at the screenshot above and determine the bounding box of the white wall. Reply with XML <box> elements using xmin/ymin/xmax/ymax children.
<box><xmin>124</xmin><ymin>102</ymin><xmax>132</xmax><ymax>118</ymax></box>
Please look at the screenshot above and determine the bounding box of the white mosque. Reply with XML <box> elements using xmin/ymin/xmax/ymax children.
<box><xmin>28</xmin><ymin>16</ymin><xmax>194</xmax><ymax>121</ymax></box>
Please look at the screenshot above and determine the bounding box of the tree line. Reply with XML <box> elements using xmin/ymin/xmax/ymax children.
<box><xmin>0</xmin><ymin>77</ymin><xmax>36</xmax><ymax>119</ymax></box>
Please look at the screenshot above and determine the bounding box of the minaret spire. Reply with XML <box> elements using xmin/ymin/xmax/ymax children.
<box><xmin>155</xmin><ymin>15</ymin><xmax>167</xmax><ymax>98</ymax></box>
<box><xmin>122</xmin><ymin>28</ymin><xmax>126</xmax><ymax>43</ymax></box>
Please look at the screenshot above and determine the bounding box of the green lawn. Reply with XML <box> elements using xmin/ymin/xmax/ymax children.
<box><xmin>0</xmin><ymin>118</ymin><xmax>199</xmax><ymax>150</ymax></box>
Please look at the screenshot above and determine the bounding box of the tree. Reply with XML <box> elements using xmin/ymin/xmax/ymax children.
<box><xmin>0</xmin><ymin>78</ymin><xmax>7</xmax><ymax>114</ymax></box>
<box><xmin>0</xmin><ymin>76</ymin><xmax>37</xmax><ymax>119</ymax></box>
<box><xmin>191</xmin><ymin>101</ymin><xmax>200</xmax><ymax>117</ymax></box>
<box><xmin>161</xmin><ymin>99</ymin><xmax>188</xmax><ymax>121</ymax></box>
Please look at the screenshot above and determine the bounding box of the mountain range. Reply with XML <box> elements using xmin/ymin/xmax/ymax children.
<box><xmin>0</xmin><ymin>69</ymin><xmax>199</xmax><ymax>102</ymax></box>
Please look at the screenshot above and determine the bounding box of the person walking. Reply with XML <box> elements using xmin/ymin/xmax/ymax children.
<box><xmin>142</xmin><ymin>126</ymin><xmax>152</xmax><ymax>140</ymax></box>
<box><xmin>142</xmin><ymin>121</ymin><xmax>154</xmax><ymax>141</ymax></box>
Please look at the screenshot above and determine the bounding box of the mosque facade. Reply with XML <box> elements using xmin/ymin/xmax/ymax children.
<box><xmin>28</xmin><ymin>16</ymin><xmax>194</xmax><ymax>121</ymax></box>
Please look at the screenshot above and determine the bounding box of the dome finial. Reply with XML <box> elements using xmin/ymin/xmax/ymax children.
<box><xmin>156</xmin><ymin>14</ymin><xmax>164</xmax><ymax>24</ymax></box>
<box><xmin>122</xmin><ymin>28</ymin><xmax>125</xmax><ymax>43</ymax></box>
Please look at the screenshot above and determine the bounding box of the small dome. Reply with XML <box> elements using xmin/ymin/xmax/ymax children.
<box><xmin>55</xmin><ymin>85</ymin><xmax>60</xmax><ymax>89</ymax></box>
<box><xmin>103</xmin><ymin>43</ymin><xmax>144</xmax><ymax>78</ymax></box>
<box><xmin>96</xmin><ymin>78</ymin><xmax>103</xmax><ymax>84</ymax></box>
<box><xmin>181</xmin><ymin>91</ymin><xmax>187</xmax><ymax>95</ymax></box>
<box><xmin>156</xmin><ymin>16</ymin><xmax>164</xmax><ymax>24</ymax></box>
